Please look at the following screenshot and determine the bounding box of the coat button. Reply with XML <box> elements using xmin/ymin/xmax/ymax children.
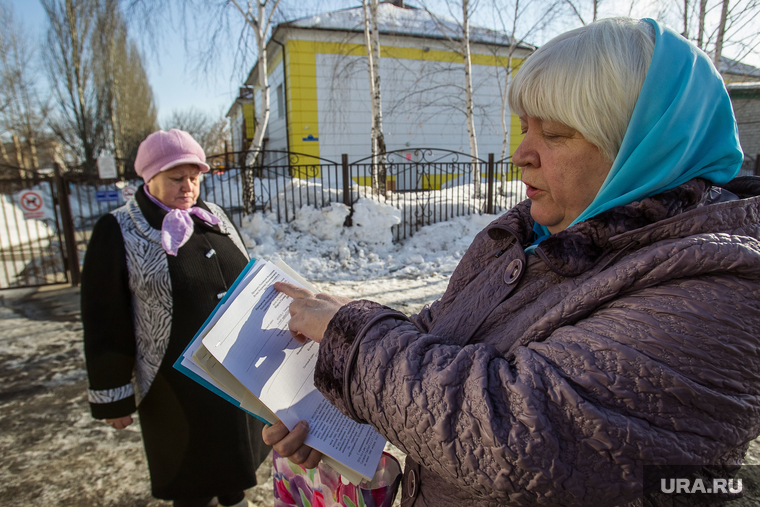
<box><xmin>407</xmin><ymin>469</ymin><xmax>417</xmax><ymax>498</ymax></box>
<box><xmin>504</xmin><ymin>258</ymin><xmax>523</xmax><ymax>285</ymax></box>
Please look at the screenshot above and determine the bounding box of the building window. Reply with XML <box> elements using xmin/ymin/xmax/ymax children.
<box><xmin>277</xmin><ymin>84</ymin><xmax>285</xmax><ymax>119</ymax></box>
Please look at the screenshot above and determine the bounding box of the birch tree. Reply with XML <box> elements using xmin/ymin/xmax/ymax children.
<box><xmin>181</xmin><ymin>0</ymin><xmax>281</xmax><ymax>212</ymax></box>
<box><xmin>362</xmin><ymin>0</ymin><xmax>387</xmax><ymax>195</ymax></box>
<box><xmin>227</xmin><ymin>0</ymin><xmax>281</xmax><ymax>166</ymax></box>
<box><xmin>461</xmin><ymin>0</ymin><xmax>482</xmax><ymax>198</ymax></box>
<box><xmin>423</xmin><ymin>0</ymin><xmax>484</xmax><ymax>198</ymax></box>
<box><xmin>489</xmin><ymin>0</ymin><xmax>562</xmax><ymax>195</ymax></box>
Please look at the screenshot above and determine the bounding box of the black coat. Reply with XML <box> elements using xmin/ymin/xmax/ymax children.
<box><xmin>81</xmin><ymin>186</ymin><xmax>270</xmax><ymax>500</ymax></box>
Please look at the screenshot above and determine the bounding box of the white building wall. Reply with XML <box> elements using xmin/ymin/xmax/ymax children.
<box><xmin>315</xmin><ymin>52</ymin><xmax>508</xmax><ymax>164</ymax></box>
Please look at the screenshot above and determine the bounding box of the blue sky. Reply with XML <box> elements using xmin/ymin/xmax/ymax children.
<box><xmin>10</xmin><ymin>0</ymin><xmax>760</xmax><ymax>126</ymax></box>
<box><xmin>10</xmin><ymin>0</ymin><xmax>239</xmax><ymax>122</ymax></box>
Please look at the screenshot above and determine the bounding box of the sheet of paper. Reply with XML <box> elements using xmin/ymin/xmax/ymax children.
<box><xmin>180</xmin><ymin>260</ymin><xmax>266</xmax><ymax>389</ymax></box>
<box><xmin>202</xmin><ymin>261</ymin><xmax>386</xmax><ymax>482</ymax></box>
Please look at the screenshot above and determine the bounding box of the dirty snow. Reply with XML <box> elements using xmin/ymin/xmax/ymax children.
<box><xmin>3</xmin><ymin>192</ymin><xmax>760</xmax><ymax>506</ymax></box>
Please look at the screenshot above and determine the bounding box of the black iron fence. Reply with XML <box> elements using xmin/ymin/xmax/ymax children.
<box><xmin>6</xmin><ymin>146</ymin><xmax>760</xmax><ymax>291</ymax></box>
<box><xmin>0</xmin><ymin>149</ymin><xmax>522</xmax><ymax>289</ymax></box>
<box><xmin>207</xmin><ymin>148</ymin><xmax>522</xmax><ymax>242</ymax></box>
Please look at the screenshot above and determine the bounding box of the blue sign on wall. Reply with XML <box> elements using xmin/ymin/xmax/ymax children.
<box><xmin>96</xmin><ymin>190</ymin><xmax>120</xmax><ymax>202</ymax></box>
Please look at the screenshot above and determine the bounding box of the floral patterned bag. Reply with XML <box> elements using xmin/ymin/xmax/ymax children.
<box><xmin>272</xmin><ymin>450</ymin><xmax>402</xmax><ymax>507</ymax></box>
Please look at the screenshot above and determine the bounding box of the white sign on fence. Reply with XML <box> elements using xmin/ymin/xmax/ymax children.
<box><xmin>122</xmin><ymin>185</ymin><xmax>137</xmax><ymax>201</ymax></box>
<box><xmin>14</xmin><ymin>190</ymin><xmax>48</xmax><ymax>220</ymax></box>
<box><xmin>97</xmin><ymin>154</ymin><xmax>117</xmax><ymax>179</ymax></box>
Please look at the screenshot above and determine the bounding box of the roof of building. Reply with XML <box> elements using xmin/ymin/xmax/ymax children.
<box><xmin>279</xmin><ymin>2</ymin><xmax>534</xmax><ymax>50</ymax></box>
<box><xmin>726</xmin><ymin>80</ymin><xmax>760</xmax><ymax>99</ymax></box>
<box><xmin>719</xmin><ymin>56</ymin><xmax>760</xmax><ymax>78</ymax></box>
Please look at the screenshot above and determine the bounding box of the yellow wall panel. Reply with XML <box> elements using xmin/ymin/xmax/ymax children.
<box><xmin>285</xmin><ymin>39</ymin><xmax>321</xmax><ymax>169</ymax></box>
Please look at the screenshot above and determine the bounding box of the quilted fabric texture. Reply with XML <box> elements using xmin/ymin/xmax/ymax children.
<box><xmin>314</xmin><ymin>177</ymin><xmax>760</xmax><ymax>507</ymax></box>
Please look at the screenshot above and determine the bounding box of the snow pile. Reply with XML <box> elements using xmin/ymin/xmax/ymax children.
<box><xmin>240</xmin><ymin>196</ymin><xmax>500</xmax><ymax>282</ymax></box>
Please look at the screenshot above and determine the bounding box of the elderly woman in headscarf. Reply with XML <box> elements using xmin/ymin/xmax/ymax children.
<box><xmin>81</xmin><ymin>130</ymin><xmax>269</xmax><ymax>507</ymax></box>
<box><xmin>265</xmin><ymin>17</ymin><xmax>760</xmax><ymax>507</ymax></box>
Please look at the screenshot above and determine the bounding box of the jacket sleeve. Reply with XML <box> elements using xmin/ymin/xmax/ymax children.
<box><xmin>314</xmin><ymin>275</ymin><xmax>760</xmax><ymax>505</ymax></box>
<box><xmin>81</xmin><ymin>213</ymin><xmax>137</xmax><ymax>419</ymax></box>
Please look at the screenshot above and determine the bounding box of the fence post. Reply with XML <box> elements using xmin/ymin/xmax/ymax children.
<box><xmin>53</xmin><ymin>162</ymin><xmax>80</xmax><ymax>286</ymax></box>
<box><xmin>486</xmin><ymin>153</ymin><xmax>495</xmax><ymax>215</ymax></box>
<box><xmin>755</xmin><ymin>153</ymin><xmax>759</xmax><ymax>176</ymax></box>
<box><xmin>342</xmin><ymin>154</ymin><xmax>352</xmax><ymax>226</ymax></box>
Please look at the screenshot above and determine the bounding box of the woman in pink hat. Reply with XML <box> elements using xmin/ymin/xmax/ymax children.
<box><xmin>80</xmin><ymin>129</ymin><xmax>269</xmax><ymax>507</ymax></box>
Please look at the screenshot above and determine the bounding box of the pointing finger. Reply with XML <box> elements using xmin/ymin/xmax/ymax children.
<box><xmin>273</xmin><ymin>281</ymin><xmax>314</xmax><ymax>300</ymax></box>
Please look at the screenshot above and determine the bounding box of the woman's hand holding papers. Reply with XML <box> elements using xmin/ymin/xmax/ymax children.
<box><xmin>269</xmin><ymin>282</ymin><xmax>352</xmax><ymax>469</ymax></box>
<box><xmin>274</xmin><ymin>282</ymin><xmax>353</xmax><ymax>344</ymax></box>
<box><xmin>262</xmin><ymin>420</ymin><xmax>323</xmax><ymax>469</ymax></box>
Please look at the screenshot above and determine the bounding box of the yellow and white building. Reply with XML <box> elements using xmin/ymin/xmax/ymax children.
<box><xmin>227</xmin><ymin>2</ymin><xmax>533</xmax><ymax>172</ymax></box>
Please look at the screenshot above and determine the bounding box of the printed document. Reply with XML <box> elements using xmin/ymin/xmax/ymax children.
<box><xmin>193</xmin><ymin>259</ymin><xmax>386</xmax><ymax>483</ymax></box>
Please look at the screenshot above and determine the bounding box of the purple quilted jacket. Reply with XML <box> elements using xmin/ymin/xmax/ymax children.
<box><xmin>314</xmin><ymin>178</ymin><xmax>760</xmax><ymax>506</ymax></box>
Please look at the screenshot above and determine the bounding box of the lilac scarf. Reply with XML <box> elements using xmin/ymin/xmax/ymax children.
<box><xmin>144</xmin><ymin>186</ymin><xmax>221</xmax><ymax>256</ymax></box>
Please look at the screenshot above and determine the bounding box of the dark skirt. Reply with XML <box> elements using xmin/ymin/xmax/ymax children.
<box><xmin>138</xmin><ymin>355</ymin><xmax>270</xmax><ymax>500</ymax></box>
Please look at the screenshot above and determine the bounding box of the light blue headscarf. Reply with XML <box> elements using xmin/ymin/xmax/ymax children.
<box><xmin>531</xmin><ymin>18</ymin><xmax>743</xmax><ymax>245</ymax></box>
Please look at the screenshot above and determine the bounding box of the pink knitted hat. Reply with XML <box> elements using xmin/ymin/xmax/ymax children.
<box><xmin>134</xmin><ymin>129</ymin><xmax>210</xmax><ymax>183</ymax></box>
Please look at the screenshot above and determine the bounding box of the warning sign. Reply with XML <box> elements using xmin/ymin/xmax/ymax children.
<box><xmin>16</xmin><ymin>190</ymin><xmax>46</xmax><ymax>220</ymax></box>
<box><xmin>122</xmin><ymin>185</ymin><xmax>137</xmax><ymax>201</ymax></box>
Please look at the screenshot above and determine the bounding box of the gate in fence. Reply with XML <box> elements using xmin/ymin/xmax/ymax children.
<box><xmin>0</xmin><ymin>149</ymin><xmax>521</xmax><ymax>290</ymax></box>
<box><xmin>0</xmin><ymin>164</ymin><xmax>72</xmax><ymax>290</ymax></box>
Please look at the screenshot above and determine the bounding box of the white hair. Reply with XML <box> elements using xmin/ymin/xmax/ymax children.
<box><xmin>508</xmin><ymin>17</ymin><xmax>655</xmax><ymax>162</ymax></box>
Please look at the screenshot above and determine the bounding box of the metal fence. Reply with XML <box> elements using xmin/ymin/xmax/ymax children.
<box><xmin>0</xmin><ymin>149</ymin><xmax>521</xmax><ymax>289</ymax></box>
<box><xmin>5</xmin><ymin>146</ymin><xmax>760</xmax><ymax>291</ymax></box>
<box><xmin>207</xmin><ymin>148</ymin><xmax>522</xmax><ymax>242</ymax></box>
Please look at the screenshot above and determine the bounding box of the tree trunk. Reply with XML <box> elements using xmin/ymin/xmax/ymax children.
<box><xmin>683</xmin><ymin>0</ymin><xmax>689</xmax><ymax>37</ymax></box>
<box><xmin>249</xmin><ymin>0</ymin><xmax>270</xmax><ymax>160</ymax></box>
<box><xmin>66</xmin><ymin>0</ymin><xmax>96</xmax><ymax>173</ymax></box>
<box><xmin>714</xmin><ymin>0</ymin><xmax>729</xmax><ymax>70</ymax></box>
<box><xmin>462</xmin><ymin>0</ymin><xmax>480</xmax><ymax>198</ymax></box>
<box><xmin>28</xmin><ymin>136</ymin><xmax>39</xmax><ymax>170</ymax></box>
<box><xmin>499</xmin><ymin>57</ymin><xmax>512</xmax><ymax>196</ymax></box>
<box><xmin>12</xmin><ymin>133</ymin><xmax>25</xmax><ymax>176</ymax></box>
<box><xmin>228</xmin><ymin>0</ymin><xmax>280</xmax><ymax>213</ymax></box>
<box><xmin>107</xmin><ymin>22</ymin><xmax>123</xmax><ymax>161</ymax></box>
<box><xmin>0</xmin><ymin>140</ymin><xmax>11</xmax><ymax>165</ymax></box>
<box><xmin>234</xmin><ymin>0</ymin><xmax>273</xmax><ymax>213</ymax></box>
<box><xmin>363</xmin><ymin>0</ymin><xmax>386</xmax><ymax>197</ymax></box>
<box><xmin>697</xmin><ymin>0</ymin><xmax>707</xmax><ymax>49</ymax></box>
<box><xmin>500</xmin><ymin>0</ymin><xmax>520</xmax><ymax>196</ymax></box>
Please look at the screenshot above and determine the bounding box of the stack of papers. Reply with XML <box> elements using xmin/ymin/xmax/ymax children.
<box><xmin>174</xmin><ymin>259</ymin><xmax>386</xmax><ymax>484</ymax></box>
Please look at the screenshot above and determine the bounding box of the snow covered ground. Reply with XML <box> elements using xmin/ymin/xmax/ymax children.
<box><xmin>0</xmin><ymin>205</ymin><xmax>501</xmax><ymax>506</ymax></box>
<box><xmin>3</xmin><ymin>194</ymin><xmax>760</xmax><ymax>506</ymax></box>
